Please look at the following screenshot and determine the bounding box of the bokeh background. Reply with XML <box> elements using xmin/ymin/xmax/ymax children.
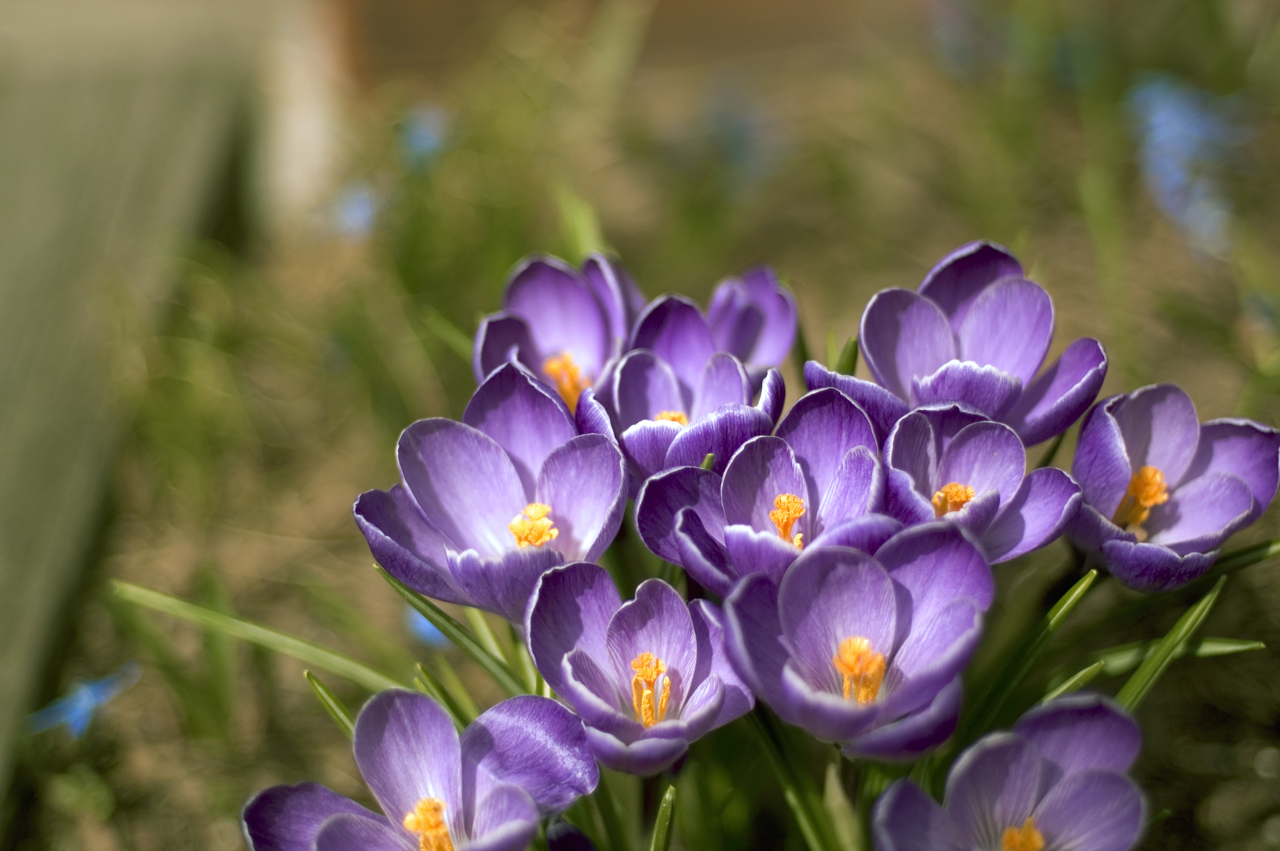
<box><xmin>3</xmin><ymin>0</ymin><xmax>1280</xmax><ymax>848</ymax></box>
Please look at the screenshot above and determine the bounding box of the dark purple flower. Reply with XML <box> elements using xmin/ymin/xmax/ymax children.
<box><xmin>1068</xmin><ymin>383</ymin><xmax>1280</xmax><ymax>592</ymax></box>
<box><xmin>243</xmin><ymin>690</ymin><xmax>598</xmax><ymax>851</ymax></box>
<box><xmin>354</xmin><ymin>364</ymin><xmax>627</xmax><ymax>622</ymax></box>
<box><xmin>807</xmin><ymin>242</ymin><xmax>1107</xmax><ymax>446</ymax></box>
<box><xmin>473</xmin><ymin>254</ymin><xmax>644</xmax><ymax>415</ymax></box>
<box><xmin>525</xmin><ymin>563</ymin><xmax>754</xmax><ymax>776</ymax></box>
<box><xmin>873</xmin><ymin>693</ymin><xmax>1145</xmax><ymax>851</ymax></box>
<box><xmin>882</xmin><ymin>406</ymin><xmax>1081</xmax><ymax>563</ymax></box>
<box><xmin>724</xmin><ymin>524</ymin><xmax>993</xmax><ymax>758</ymax></box>
<box><xmin>635</xmin><ymin>387</ymin><xmax>901</xmax><ymax>597</ymax></box>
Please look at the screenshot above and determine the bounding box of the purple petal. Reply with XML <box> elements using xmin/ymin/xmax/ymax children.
<box><xmin>944</xmin><ymin>733</ymin><xmax>1044</xmax><ymax>851</ymax></box>
<box><xmin>546</xmin><ymin>821</ymin><xmax>598</xmax><ymax>851</ymax></box>
<box><xmin>582</xmin><ymin>254</ymin><xmax>642</xmax><ymax>349</ymax></box>
<box><xmin>244</xmin><ymin>783</ymin><xmax>383</xmax><ymax>851</ymax></box>
<box><xmin>635</xmin><ymin>467</ymin><xmax>726</xmax><ymax>566</ymax></box>
<box><xmin>675</xmin><ymin>676</ymin><xmax>725</xmax><ymax>740</ymax></box>
<box><xmin>575</xmin><ymin>386</ymin><xmax>617</xmax><ymax>443</ymax></box>
<box><xmin>1146</xmin><ymin>472</ymin><xmax>1253</xmax><ymax>554</ymax></box>
<box><xmin>561</xmin><ymin>649</ymin><xmax>638</xmax><ymax>739</ymax></box>
<box><xmin>582</xmin><ymin>726</ymin><xmax>689</xmax><ymax>776</ymax></box>
<box><xmin>777</xmin><ymin>662</ymin><xmax>882</xmax><ymax>741</ymax></box>
<box><xmin>872</xmin><ymin>780</ymin><xmax>961</xmax><ymax>851</ymax></box>
<box><xmin>860</xmin><ymin>289</ymin><xmax>956</xmax><ymax>402</ymax></box>
<box><xmin>936</xmin><ymin>422</ymin><xmax>1027</xmax><ymax>510</ymax></box>
<box><xmin>911</xmin><ymin>361</ymin><xmax>1022</xmax><ymax>419</ymax></box>
<box><xmin>537</xmin><ymin>434</ymin><xmax>627</xmax><ymax>561</ymax></box>
<box><xmin>775</xmin><ymin>388</ymin><xmax>878</xmax><ymax>519</ymax></box>
<box><xmin>467</xmin><ymin>785</ymin><xmax>541</xmax><ymax>851</ymax></box>
<box><xmin>876</xmin><ymin>523</ymin><xmax>994</xmax><ymax>620</ymax></box>
<box><xmin>917</xmin><ymin>241</ymin><xmax>1024</xmax><ymax>331</ymax></box>
<box><xmin>955</xmin><ymin>278</ymin><xmax>1053</xmax><ymax>384</ymax></box>
<box><xmin>723</xmin><ymin>575</ymin><xmax>789</xmax><ymax>708</ymax></box>
<box><xmin>803</xmin><ymin>362</ymin><xmax>908</xmax><ymax>447</ymax></box>
<box><xmin>1032</xmin><ymin>770</ymin><xmax>1145</xmax><ymax>851</ymax></box>
<box><xmin>462</xmin><ymin>696</ymin><xmax>598</xmax><ymax>816</ymax></box>
<box><xmin>526</xmin><ymin>563</ymin><xmax>622</xmax><ymax>696</ymax></box>
<box><xmin>1110</xmin><ymin>384</ymin><xmax>1201</xmax><ymax>486</ymax></box>
<box><xmin>1182</xmin><ymin>418</ymin><xmax>1280</xmax><ymax>522</ymax></box>
<box><xmin>474</xmin><ymin>314</ymin><xmax>538</xmax><ymax>385</ymax></box>
<box><xmin>1014</xmin><ymin>693</ymin><xmax>1141</xmax><ymax>778</ymax></box>
<box><xmin>884</xmin><ymin>411</ymin><xmax>940</xmax><ymax>498</ymax></box>
<box><xmin>665</xmin><ymin>405</ymin><xmax>775</xmax><ymax>475</ymax></box>
<box><xmin>689</xmin><ymin>600</ymin><xmax>755</xmax><ymax>729</ymax></box>
<box><xmin>692</xmin><ymin>353</ymin><xmax>751</xmax><ymax>420</ymax></box>
<box><xmin>1004</xmin><ymin>337</ymin><xmax>1108</xmax><ymax>446</ymax></box>
<box><xmin>464</xmin><ymin>364</ymin><xmax>577</xmax><ymax>494</ymax></box>
<box><xmin>605</xmin><ymin>580</ymin><xmax>698</xmax><ymax>710</ymax></box>
<box><xmin>811</xmin><ymin>514</ymin><xmax>904</xmax><ymax>554</ymax></box>
<box><xmin>612</xmin><ymin>350</ymin><xmax>686</xmax><ymax>430</ymax></box>
<box><xmin>353</xmin><ymin>691</ymin><xmax>463</xmax><ymax>843</ymax></box>
<box><xmin>448</xmin><ymin>547</ymin><xmax>564</xmax><ymax>624</ymax></box>
<box><xmin>314</xmin><ymin>814</ymin><xmax>413</xmax><ymax>851</ymax></box>
<box><xmin>673</xmin><ymin>508</ymin><xmax>735</xmax><ymax>597</ymax></box>
<box><xmin>845</xmin><ymin>677</ymin><xmax>962</xmax><ymax>762</ymax></box>
<box><xmin>619</xmin><ymin>420</ymin><xmax>683</xmax><ymax>481</ymax></box>
<box><xmin>723</xmin><ymin>525</ymin><xmax>799</xmax><ymax>586</ymax></box>
<box><xmin>1099</xmin><ymin>540</ymin><xmax>1218</xmax><ymax>592</ymax></box>
<box><xmin>1067</xmin><ymin>502</ymin><xmax>1131</xmax><ymax>555</ymax></box>
<box><xmin>354</xmin><ymin>487</ymin><xmax>473</xmax><ymax>606</ymax></box>
<box><xmin>398</xmin><ymin>420</ymin><xmax>527</xmax><ymax>555</ymax></box>
<box><xmin>630</xmin><ymin>296</ymin><xmax>716</xmax><ymax>394</ymax></box>
<box><xmin>708</xmin><ymin>267</ymin><xmax>797</xmax><ymax>368</ymax></box>
<box><xmin>943</xmin><ymin>488</ymin><xmax>1001</xmax><ymax>539</ymax></box>
<box><xmin>880</xmin><ymin>599</ymin><xmax>981</xmax><ymax>719</ymax></box>
<box><xmin>818</xmin><ymin>446</ymin><xmax>884</xmax><ymax>530</ymax></box>
<box><xmin>721</xmin><ymin>436</ymin><xmax>807</xmax><ymax>532</ymax></box>
<box><xmin>756</xmin><ymin>368</ymin><xmax>786</xmax><ymax>423</ymax></box>
<box><xmin>981</xmin><ymin>467</ymin><xmax>1082</xmax><ymax>562</ymax></box>
<box><xmin>1071</xmin><ymin>395</ymin><xmax>1134</xmax><ymax>517</ymax></box>
<box><xmin>505</xmin><ymin>257</ymin><xmax>609</xmax><ymax>377</ymax></box>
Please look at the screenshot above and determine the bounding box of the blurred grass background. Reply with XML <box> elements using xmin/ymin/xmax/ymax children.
<box><xmin>4</xmin><ymin>0</ymin><xmax>1280</xmax><ymax>849</ymax></box>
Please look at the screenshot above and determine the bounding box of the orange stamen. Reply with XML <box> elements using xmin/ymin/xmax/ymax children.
<box><xmin>655</xmin><ymin>410</ymin><xmax>689</xmax><ymax>426</ymax></box>
<box><xmin>509</xmin><ymin>503</ymin><xmax>559</xmax><ymax>548</ymax></box>
<box><xmin>1111</xmin><ymin>466</ymin><xmax>1169</xmax><ymax>540</ymax></box>
<box><xmin>832</xmin><ymin>637</ymin><xmax>886</xmax><ymax>704</ymax></box>
<box><xmin>543</xmin><ymin>351</ymin><xmax>591</xmax><ymax>414</ymax></box>
<box><xmin>1000</xmin><ymin>817</ymin><xmax>1045</xmax><ymax>851</ymax></box>
<box><xmin>932</xmin><ymin>482</ymin><xmax>976</xmax><ymax>517</ymax></box>
<box><xmin>769</xmin><ymin>493</ymin><xmax>806</xmax><ymax>548</ymax></box>
<box><xmin>403</xmin><ymin>798</ymin><xmax>455</xmax><ymax>851</ymax></box>
<box><xmin>630</xmin><ymin>652</ymin><xmax>671</xmax><ymax>728</ymax></box>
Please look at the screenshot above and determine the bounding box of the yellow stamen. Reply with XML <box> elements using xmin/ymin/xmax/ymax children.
<box><xmin>630</xmin><ymin>652</ymin><xmax>671</xmax><ymax>728</ymax></box>
<box><xmin>543</xmin><ymin>351</ymin><xmax>591</xmax><ymax>414</ymax></box>
<box><xmin>1111</xmin><ymin>466</ymin><xmax>1169</xmax><ymax>540</ymax></box>
<box><xmin>932</xmin><ymin>482</ymin><xmax>976</xmax><ymax>517</ymax></box>
<box><xmin>769</xmin><ymin>493</ymin><xmax>806</xmax><ymax>548</ymax></box>
<box><xmin>655</xmin><ymin>410</ymin><xmax>689</xmax><ymax>426</ymax></box>
<box><xmin>1001</xmin><ymin>817</ymin><xmax>1045</xmax><ymax>851</ymax></box>
<box><xmin>832</xmin><ymin>637</ymin><xmax>885</xmax><ymax>704</ymax></box>
<box><xmin>509</xmin><ymin>502</ymin><xmax>559</xmax><ymax>548</ymax></box>
<box><xmin>403</xmin><ymin>798</ymin><xmax>455</xmax><ymax>851</ymax></box>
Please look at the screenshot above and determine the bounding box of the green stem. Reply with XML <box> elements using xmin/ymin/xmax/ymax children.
<box><xmin>748</xmin><ymin>707</ymin><xmax>841</xmax><ymax>851</ymax></box>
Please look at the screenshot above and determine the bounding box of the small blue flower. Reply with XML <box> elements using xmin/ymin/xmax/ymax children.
<box><xmin>404</xmin><ymin>606</ymin><xmax>449</xmax><ymax>648</ymax></box>
<box><xmin>29</xmin><ymin>662</ymin><xmax>141</xmax><ymax>739</ymax></box>
<box><xmin>334</xmin><ymin>183</ymin><xmax>379</xmax><ymax>239</ymax></box>
<box><xmin>399</xmin><ymin>104</ymin><xmax>449</xmax><ymax>171</ymax></box>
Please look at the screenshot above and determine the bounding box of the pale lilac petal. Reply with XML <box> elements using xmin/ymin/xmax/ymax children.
<box><xmin>860</xmin><ymin>289</ymin><xmax>956</xmax><ymax>401</ymax></box>
<box><xmin>803</xmin><ymin>362</ymin><xmax>908</xmax><ymax>447</ymax></box>
<box><xmin>884</xmin><ymin>470</ymin><xmax>936</xmax><ymax>528</ymax></box>
<box><xmin>1110</xmin><ymin>384</ymin><xmax>1201</xmax><ymax>485</ymax></box>
<box><xmin>708</xmin><ymin>267</ymin><xmax>796</xmax><ymax>368</ymax></box>
<box><xmin>674</xmin><ymin>676</ymin><xmax>725</xmax><ymax>741</ymax></box>
<box><xmin>634</xmin><ymin>467</ymin><xmax>726</xmax><ymax>565</ymax></box>
<box><xmin>505</xmin><ymin>257</ymin><xmax>609</xmax><ymax>377</ymax></box>
<box><xmin>917</xmin><ymin>241</ymin><xmax>1024</xmax><ymax>331</ymax></box>
<box><xmin>581</xmin><ymin>254</ymin><xmax>641</xmax><ymax>349</ymax></box>
<box><xmin>1099</xmin><ymin>540</ymin><xmax>1218</xmax><ymax>592</ymax></box>
<box><xmin>884</xmin><ymin>412</ymin><xmax>940</xmax><ymax>497</ymax></box>
<box><xmin>665</xmin><ymin>405</ymin><xmax>775</xmax><ymax>475</ymax></box>
<box><xmin>630</xmin><ymin>296</ymin><xmax>716</xmax><ymax>394</ymax></box>
<box><xmin>955</xmin><ymin>278</ymin><xmax>1053</xmax><ymax>384</ymax></box>
<box><xmin>1146</xmin><ymin>471</ymin><xmax>1253</xmax><ymax>554</ymax></box>
<box><xmin>723</xmin><ymin>575</ymin><xmax>789</xmax><ymax>708</ymax></box>
<box><xmin>398</xmin><ymin>420</ymin><xmax>527</xmax><ymax>555</ymax></box>
<box><xmin>819</xmin><ymin>446</ymin><xmax>884</xmax><ymax>530</ymax></box>
<box><xmin>1004</xmin><ymin>337</ymin><xmax>1108</xmax><ymax>446</ymax></box>
<box><xmin>353</xmin><ymin>691</ymin><xmax>464</xmax><ymax>843</ymax></box>
<box><xmin>872</xmin><ymin>779</ymin><xmax>961</xmax><ymax>851</ymax></box>
<box><xmin>1071</xmin><ymin>396</ymin><xmax>1134</xmax><ymax>517</ymax></box>
<box><xmin>688</xmin><ymin>600</ymin><xmax>755</xmax><ymax>729</ymax></box>
<box><xmin>612</xmin><ymin>350</ymin><xmax>686</xmax><ymax>430</ymax></box>
<box><xmin>981</xmin><ymin>467</ymin><xmax>1082</xmax><ymax>562</ymax></box>
<box><xmin>723</xmin><ymin>525</ymin><xmax>799</xmax><ymax>586</ymax></box>
<box><xmin>911</xmin><ymin>361</ymin><xmax>1022</xmax><ymax>419</ymax></box>
<box><xmin>619</xmin><ymin>420</ymin><xmax>683</xmax><ymax>481</ymax></box>
<box><xmin>811</xmin><ymin>514</ymin><xmax>903</xmax><ymax>554</ymax></box>
<box><xmin>1013</xmin><ymin>693</ymin><xmax>1141</xmax><ymax>779</ymax></box>
<box><xmin>464</xmin><ymin>363</ymin><xmax>577</xmax><ymax>494</ymax></box>
<box><xmin>605</xmin><ymin>580</ymin><xmax>698</xmax><ymax>710</ymax></box>
<box><xmin>526</xmin><ymin>563</ymin><xmax>622</xmax><ymax>696</ymax></box>
<box><xmin>721</xmin><ymin>436</ymin><xmax>806</xmax><ymax>531</ymax></box>
<box><xmin>846</xmin><ymin>677</ymin><xmax>962</xmax><ymax>762</ymax></box>
<box><xmin>560</xmin><ymin>650</ymin><xmax>638</xmax><ymax>740</ymax></box>
<box><xmin>777</xmin><ymin>661</ymin><xmax>882</xmax><ymax>741</ymax></box>
<box><xmin>244</xmin><ymin>783</ymin><xmax>384</xmax><ymax>851</ymax></box>
<box><xmin>1182</xmin><ymin>419</ymin><xmax>1280</xmax><ymax>522</ymax></box>
<box><xmin>673</xmin><ymin>509</ymin><xmax>735</xmax><ymax>597</ymax></box>
<box><xmin>944</xmin><ymin>734</ymin><xmax>1043</xmax><ymax>851</ymax></box>
<box><xmin>944</xmin><ymin>489</ymin><xmax>1001</xmax><ymax>539</ymax></box>
<box><xmin>314</xmin><ymin>814</ymin><xmax>413</xmax><ymax>851</ymax></box>
<box><xmin>574</xmin><ymin>387</ymin><xmax>617</xmax><ymax>443</ymax></box>
<box><xmin>879</xmin><ymin>599</ymin><xmax>981</xmax><ymax>719</ymax></box>
<box><xmin>582</xmin><ymin>727</ymin><xmax>688</xmax><ymax>776</ymax></box>
<box><xmin>936</xmin><ymin>422</ymin><xmax>1027</xmax><ymax>509</ymax></box>
<box><xmin>692</xmin><ymin>353</ymin><xmax>751</xmax><ymax>420</ymax></box>
<box><xmin>354</xmin><ymin>487</ymin><xmax>474</xmax><ymax>606</ymax></box>
<box><xmin>448</xmin><ymin>547</ymin><xmax>564</xmax><ymax>624</ymax></box>
<box><xmin>876</xmin><ymin>524</ymin><xmax>994</xmax><ymax>620</ymax></box>
<box><xmin>537</xmin><ymin>434</ymin><xmax>627</xmax><ymax>561</ymax></box>
<box><xmin>756</xmin><ymin>368</ymin><xmax>786</xmax><ymax>423</ymax></box>
<box><xmin>474</xmin><ymin>314</ymin><xmax>539</xmax><ymax>384</ymax></box>
<box><xmin>775</xmin><ymin>388</ymin><xmax>877</xmax><ymax>517</ymax></box>
<box><xmin>466</xmin><ymin>785</ymin><xmax>540</xmax><ymax>851</ymax></box>
<box><xmin>1032</xmin><ymin>770</ymin><xmax>1145</xmax><ymax>851</ymax></box>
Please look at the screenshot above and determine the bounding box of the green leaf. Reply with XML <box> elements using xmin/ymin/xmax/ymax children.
<box><xmin>700</xmin><ymin>453</ymin><xmax>715</xmax><ymax>470</ymax></box>
<box><xmin>465</xmin><ymin>608</ymin><xmax>510</xmax><ymax>665</ymax></box>
<box><xmin>305</xmin><ymin>671</ymin><xmax>355</xmax><ymax>738</ymax></box>
<box><xmin>649</xmin><ymin>785</ymin><xmax>678</xmax><ymax>851</ymax></box>
<box><xmin>590</xmin><ymin>774</ymin><xmax>637</xmax><ymax>851</ymax></box>
<box><xmin>1096</xmin><ymin>635</ymin><xmax>1263</xmax><ymax>677</ymax></box>
<box><xmin>1042</xmin><ymin>659</ymin><xmax>1105</xmax><ymax>702</ymax></box>
<box><xmin>378</xmin><ymin>568</ymin><xmax>527</xmax><ymax>697</ymax></box>
<box><xmin>197</xmin><ymin>565</ymin><xmax>238</xmax><ymax>735</ymax></box>
<box><xmin>1215</xmin><ymin>538</ymin><xmax>1280</xmax><ymax>574</ymax></box>
<box><xmin>431</xmin><ymin>652</ymin><xmax>480</xmax><ymax>719</ymax></box>
<box><xmin>834</xmin><ymin>337</ymin><xmax>859</xmax><ymax>376</ymax></box>
<box><xmin>412</xmin><ymin>663</ymin><xmax>469</xmax><ymax>729</ymax></box>
<box><xmin>748</xmin><ymin>707</ymin><xmax>842</xmax><ymax>851</ymax></box>
<box><xmin>113</xmin><ymin>581</ymin><xmax>403</xmax><ymax>693</ymax></box>
<box><xmin>792</xmin><ymin>318</ymin><xmax>813</xmax><ymax>380</ymax></box>
<box><xmin>421</xmin><ymin>306</ymin><xmax>475</xmax><ymax>365</ymax></box>
<box><xmin>1033</xmin><ymin>432</ymin><xmax>1066</xmax><ymax>469</ymax></box>
<box><xmin>823</xmin><ymin>762</ymin><xmax>862</xmax><ymax>851</ymax></box>
<box><xmin>1116</xmin><ymin>576</ymin><xmax>1226</xmax><ymax>710</ymax></box>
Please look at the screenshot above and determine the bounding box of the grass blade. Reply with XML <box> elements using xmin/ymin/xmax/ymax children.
<box><xmin>465</xmin><ymin>608</ymin><xmax>510</xmax><ymax>664</ymax></box>
<box><xmin>1116</xmin><ymin>576</ymin><xmax>1227</xmax><ymax>710</ymax></box>
<box><xmin>1033</xmin><ymin>432</ymin><xmax>1066</xmax><ymax>469</ymax></box>
<box><xmin>748</xmin><ymin>707</ymin><xmax>841</xmax><ymax>851</ymax></box>
<box><xmin>649</xmin><ymin>785</ymin><xmax>678</xmax><ymax>851</ymax></box>
<box><xmin>305</xmin><ymin>671</ymin><xmax>355</xmax><ymax>738</ymax></box>
<box><xmin>1042</xmin><ymin>659</ymin><xmax>1105</xmax><ymax>703</ymax></box>
<box><xmin>412</xmin><ymin>663</ymin><xmax>468</xmax><ymax>729</ymax></box>
<box><xmin>834</xmin><ymin>337</ymin><xmax>859</xmax><ymax>376</ymax></box>
<box><xmin>113</xmin><ymin>581</ymin><xmax>402</xmax><ymax>693</ymax></box>
<box><xmin>1214</xmin><ymin>538</ymin><xmax>1280</xmax><ymax>573</ymax></box>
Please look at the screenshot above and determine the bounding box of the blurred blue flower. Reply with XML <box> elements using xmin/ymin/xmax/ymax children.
<box><xmin>929</xmin><ymin>0</ymin><xmax>1003</xmax><ymax>79</ymax></box>
<box><xmin>404</xmin><ymin>605</ymin><xmax>450</xmax><ymax>648</ymax></box>
<box><xmin>399</xmin><ymin>104</ymin><xmax>450</xmax><ymax>171</ymax></box>
<box><xmin>29</xmin><ymin>662</ymin><xmax>141</xmax><ymax>739</ymax></box>
<box><xmin>1128</xmin><ymin>75</ymin><xmax>1248</xmax><ymax>258</ymax></box>
<box><xmin>333</xmin><ymin>182</ymin><xmax>379</xmax><ymax>239</ymax></box>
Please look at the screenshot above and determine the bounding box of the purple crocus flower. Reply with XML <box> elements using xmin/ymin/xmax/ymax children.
<box><xmin>473</xmin><ymin>254</ymin><xmax>645</xmax><ymax>415</ymax></box>
<box><xmin>724</xmin><ymin>524</ymin><xmax>993</xmax><ymax>758</ymax></box>
<box><xmin>243</xmin><ymin>690</ymin><xmax>598</xmax><ymax>851</ymax></box>
<box><xmin>1068</xmin><ymin>383</ymin><xmax>1280</xmax><ymax>592</ymax></box>
<box><xmin>525</xmin><ymin>562</ymin><xmax>754</xmax><ymax>775</ymax></box>
<box><xmin>635</xmin><ymin>387</ymin><xmax>901</xmax><ymax>597</ymax></box>
<box><xmin>354</xmin><ymin>363</ymin><xmax>627</xmax><ymax>622</ymax></box>
<box><xmin>873</xmin><ymin>693</ymin><xmax>1146</xmax><ymax>851</ymax></box>
<box><xmin>706</xmin><ymin>268</ymin><xmax>797</xmax><ymax>385</ymax></box>
<box><xmin>882</xmin><ymin>405</ymin><xmax>1081</xmax><ymax>563</ymax></box>
<box><xmin>807</xmin><ymin>242</ymin><xmax>1107</xmax><ymax>447</ymax></box>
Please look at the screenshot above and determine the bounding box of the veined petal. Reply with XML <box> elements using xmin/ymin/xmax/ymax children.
<box><xmin>1004</xmin><ymin>337</ymin><xmax>1108</xmax><ymax>446</ymax></box>
<box><xmin>619</xmin><ymin>420</ymin><xmax>683</xmax><ymax>482</ymax></box>
<box><xmin>692</xmin><ymin>353</ymin><xmax>751</xmax><ymax>420</ymax></box>
<box><xmin>354</xmin><ymin>487</ymin><xmax>474</xmax><ymax>607</ymax></box>
<box><xmin>803</xmin><ymin>362</ymin><xmax>908</xmax><ymax>447</ymax></box>
<box><xmin>613</xmin><ymin>350</ymin><xmax>685</xmax><ymax>430</ymax></box>
<box><xmin>1181</xmin><ymin>418</ymin><xmax>1280</xmax><ymax>523</ymax></box>
<box><xmin>582</xmin><ymin>254</ymin><xmax>644</xmax><ymax>348</ymax></box>
<box><xmin>526</xmin><ymin>563</ymin><xmax>622</xmax><ymax>697</ymax></box>
<box><xmin>944</xmin><ymin>733</ymin><xmax>1044</xmax><ymax>851</ymax></box>
<box><xmin>872</xmin><ymin>779</ymin><xmax>961</xmax><ymax>851</ymax></box>
<box><xmin>635</xmin><ymin>467</ymin><xmax>725</xmax><ymax>566</ymax></box>
<box><xmin>464</xmin><ymin>363</ymin><xmax>577</xmax><ymax>495</ymax></box>
<box><xmin>955</xmin><ymin>277</ymin><xmax>1054</xmax><ymax>385</ymax></box>
<box><xmin>818</xmin><ymin>446</ymin><xmax>884</xmax><ymax>530</ymax></box>
<box><xmin>674</xmin><ymin>509</ymin><xmax>735</xmax><ymax>597</ymax></box>
<box><xmin>1071</xmin><ymin>395</ymin><xmax>1134</xmax><ymax>518</ymax></box>
<box><xmin>1110</xmin><ymin>384</ymin><xmax>1201</xmax><ymax>486</ymax></box>
<box><xmin>917</xmin><ymin>241</ymin><xmax>1024</xmax><ymax>331</ymax></box>
<box><xmin>876</xmin><ymin>524</ymin><xmax>994</xmax><ymax>621</ymax></box>
<box><xmin>1032</xmin><ymin>770</ymin><xmax>1145</xmax><ymax>851</ymax></box>
<box><xmin>723</xmin><ymin>525</ymin><xmax>800</xmax><ymax>587</ymax></box>
<box><xmin>1145</xmin><ymin>471</ymin><xmax>1253</xmax><ymax>554</ymax></box>
<box><xmin>723</xmin><ymin>575</ymin><xmax>789</xmax><ymax>709</ymax></box>
<box><xmin>911</xmin><ymin>361</ymin><xmax>1022</xmax><ymax>419</ymax></box>
<box><xmin>689</xmin><ymin>600</ymin><xmax>755</xmax><ymax>729</ymax></box>
<box><xmin>756</xmin><ymin>368</ymin><xmax>787</xmax><ymax>424</ymax></box>
<box><xmin>665</xmin><ymin>404</ymin><xmax>774</xmax><ymax>475</ymax></box>
<box><xmin>244</xmin><ymin>783</ymin><xmax>385</xmax><ymax>851</ymax></box>
<box><xmin>1013</xmin><ymin>693</ymin><xmax>1141</xmax><ymax>779</ymax></box>
<box><xmin>1099</xmin><ymin>540</ymin><xmax>1218</xmax><ymax>592</ymax></box>
<box><xmin>981</xmin><ymin>467</ymin><xmax>1082</xmax><ymax>563</ymax></box>
<box><xmin>466</xmin><ymin>785</ymin><xmax>541</xmax><ymax>851</ymax></box>
<box><xmin>879</xmin><ymin>599</ymin><xmax>981</xmax><ymax>719</ymax></box>
<box><xmin>505</xmin><ymin>257</ymin><xmax>609</xmax><ymax>377</ymax></box>
<box><xmin>936</xmin><ymin>422</ymin><xmax>1027</xmax><ymax>509</ymax></box>
<box><xmin>845</xmin><ymin>677</ymin><xmax>963</xmax><ymax>762</ymax></box>
<box><xmin>721</xmin><ymin>436</ymin><xmax>806</xmax><ymax>531</ymax></box>
<box><xmin>582</xmin><ymin>726</ymin><xmax>689</xmax><ymax>776</ymax></box>
<box><xmin>605</xmin><ymin>580</ymin><xmax>698</xmax><ymax>711</ymax></box>
<box><xmin>448</xmin><ymin>547</ymin><xmax>564</xmax><ymax>624</ymax></box>
<box><xmin>474</xmin><ymin>313</ymin><xmax>539</xmax><ymax>385</ymax></box>
<box><xmin>860</xmin><ymin>289</ymin><xmax>956</xmax><ymax>402</ymax></box>
<box><xmin>775</xmin><ymin>388</ymin><xmax>878</xmax><ymax>519</ymax></box>
<box><xmin>314</xmin><ymin>814</ymin><xmax>414</xmax><ymax>851</ymax></box>
<box><xmin>536</xmin><ymin>434</ymin><xmax>627</xmax><ymax>562</ymax></box>
<box><xmin>708</xmin><ymin>266</ymin><xmax>796</xmax><ymax>368</ymax></box>
<box><xmin>630</xmin><ymin>296</ymin><xmax>716</xmax><ymax>396</ymax></box>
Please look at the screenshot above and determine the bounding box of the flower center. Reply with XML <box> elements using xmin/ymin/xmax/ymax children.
<box><xmin>932</xmin><ymin>482</ymin><xmax>975</xmax><ymax>517</ymax></box>
<box><xmin>542</xmin><ymin>351</ymin><xmax>591</xmax><ymax>414</ymax></box>
<box><xmin>403</xmin><ymin>798</ymin><xmax>455</xmax><ymax>851</ymax></box>
<box><xmin>509</xmin><ymin>503</ymin><xmax>559</xmax><ymax>548</ymax></box>
<box><xmin>654</xmin><ymin>410</ymin><xmax>689</xmax><ymax>426</ymax></box>
<box><xmin>630</xmin><ymin>651</ymin><xmax>671</xmax><ymax>728</ymax></box>
<box><xmin>1111</xmin><ymin>465</ymin><xmax>1169</xmax><ymax>540</ymax></box>
<box><xmin>769</xmin><ymin>493</ymin><xmax>806</xmax><ymax>549</ymax></box>
<box><xmin>832</xmin><ymin>636</ymin><xmax>885</xmax><ymax>704</ymax></box>
<box><xmin>1001</xmin><ymin>817</ymin><xmax>1044</xmax><ymax>851</ymax></box>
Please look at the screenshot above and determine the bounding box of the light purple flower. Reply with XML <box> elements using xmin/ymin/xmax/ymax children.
<box><xmin>525</xmin><ymin>563</ymin><xmax>754</xmax><ymax>776</ymax></box>
<box><xmin>1068</xmin><ymin>383</ymin><xmax>1280</xmax><ymax>591</ymax></box>
<box><xmin>473</xmin><ymin>254</ymin><xmax>645</xmax><ymax>416</ymax></box>
<box><xmin>724</xmin><ymin>524</ymin><xmax>993</xmax><ymax>758</ymax></box>
<box><xmin>807</xmin><ymin>242</ymin><xmax>1107</xmax><ymax>447</ymax></box>
<box><xmin>354</xmin><ymin>363</ymin><xmax>627</xmax><ymax>622</ymax></box>
<box><xmin>705</xmin><ymin>268</ymin><xmax>797</xmax><ymax>385</ymax></box>
<box><xmin>243</xmin><ymin>690</ymin><xmax>598</xmax><ymax>851</ymax></box>
<box><xmin>882</xmin><ymin>405</ymin><xmax>1081</xmax><ymax>563</ymax></box>
<box><xmin>635</xmin><ymin>387</ymin><xmax>901</xmax><ymax>597</ymax></box>
<box><xmin>873</xmin><ymin>693</ymin><xmax>1146</xmax><ymax>851</ymax></box>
